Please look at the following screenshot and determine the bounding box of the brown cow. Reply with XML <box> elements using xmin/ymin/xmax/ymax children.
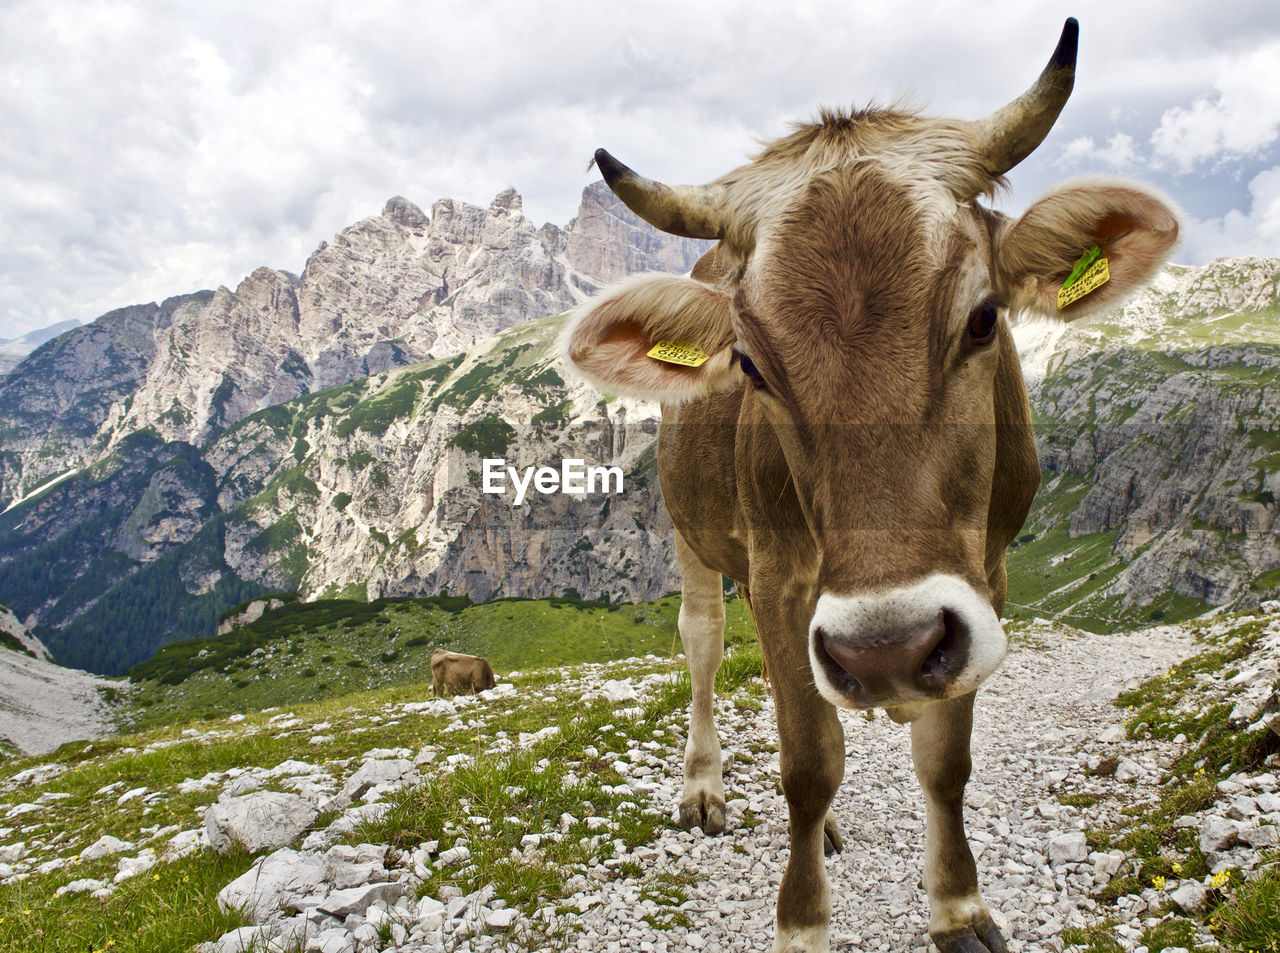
<box><xmin>430</xmin><ymin>649</ymin><xmax>495</xmax><ymax>698</ymax></box>
<box><xmin>564</xmin><ymin>20</ymin><xmax>1179</xmax><ymax>953</ymax></box>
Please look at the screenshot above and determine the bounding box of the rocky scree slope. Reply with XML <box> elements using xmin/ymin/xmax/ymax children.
<box><xmin>0</xmin><ymin>603</ymin><xmax>115</xmax><ymax>756</ymax></box>
<box><xmin>0</xmin><ymin>184</ymin><xmax>708</xmax><ymax>508</ymax></box>
<box><xmin>1006</xmin><ymin>257</ymin><xmax>1280</xmax><ymax>630</ymax></box>
<box><xmin>0</xmin><ymin>610</ymin><xmax>1277</xmax><ymax>952</ymax></box>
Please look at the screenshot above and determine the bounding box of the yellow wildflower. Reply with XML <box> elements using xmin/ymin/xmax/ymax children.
<box><xmin>1152</xmin><ymin>875</ymin><xmax>1166</xmax><ymax>889</ymax></box>
<box><xmin>1171</xmin><ymin>861</ymin><xmax>1182</xmax><ymax>873</ymax></box>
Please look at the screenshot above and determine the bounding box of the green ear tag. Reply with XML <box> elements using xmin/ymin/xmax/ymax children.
<box><xmin>647</xmin><ymin>340</ymin><xmax>710</xmax><ymax>367</ymax></box>
<box><xmin>1062</xmin><ymin>245</ymin><xmax>1101</xmax><ymax>290</ymax></box>
<box><xmin>1057</xmin><ymin>245</ymin><xmax>1110</xmax><ymax>310</ymax></box>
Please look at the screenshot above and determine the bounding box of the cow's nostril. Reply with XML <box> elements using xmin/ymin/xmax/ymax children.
<box><xmin>817</xmin><ymin>629</ymin><xmax>863</xmax><ymax>696</ymax></box>
<box><xmin>919</xmin><ymin>609</ymin><xmax>967</xmax><ymax>685</ymax></box>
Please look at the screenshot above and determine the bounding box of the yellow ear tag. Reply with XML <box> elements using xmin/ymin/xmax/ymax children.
<box><xmin>1057</xmin><ymin>246</ymin><xmax>1110</xmax><ymax>310</ymax></box>
<box><xmin>647</xmin><ymin>340</ymin><xmax>710</xmax><ymax>367</ymax></box>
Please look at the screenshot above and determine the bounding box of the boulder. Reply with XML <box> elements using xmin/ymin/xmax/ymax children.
<box><xmin>205</xmin><ymin>791</ymin><xmax>319</xmax><ymax>854</ymax></box>
<box><xmin>1199</xmin><ymin>815</ymin><xmax>1240</xmax><ymax>854</ymax></box>
<box><xmin>340</xmin><ymin>759</ymin><xmax>420</xmax><ymax>802</ymax></box>
<box><xmin>217</xmin><ymin>848</ymin><xmax>328</xmax><ymax>923</ymax></box>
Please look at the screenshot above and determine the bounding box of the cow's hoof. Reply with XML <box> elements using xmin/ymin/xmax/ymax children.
<box><xmin>932</xmin><ymin>915</ymin><xmax>1008</xmax><ymax>953</ymax></box>
<box><xmin>823</xmin><ymin>812</ymin><xmax>843</xmax><ymax>855</ymax></box>
<box><xmin>772</xmin><ymin>925</ymin><xmax>828</xmax><ymax>953</ymax></box>
<box><xmin>677</xmin><ymin>792</ymin><xmax>726</xmax><ymax>835</ymax></box>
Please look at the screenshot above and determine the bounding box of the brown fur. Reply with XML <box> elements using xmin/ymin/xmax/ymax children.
<box><xmin>430</xmin><ymin>649</ymin><xmax>495</xmax><ymax>698</ymax></box>
<box><xmin>564</xmin><ymin>76</ymin><xmax>1178</xmax><ymax>953</ymax></box>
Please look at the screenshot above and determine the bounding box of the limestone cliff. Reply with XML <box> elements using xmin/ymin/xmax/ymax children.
<box><xmin>0</xmin><ymin>188</ymin><xmax>710</xmax><ymax>508</ymax></box>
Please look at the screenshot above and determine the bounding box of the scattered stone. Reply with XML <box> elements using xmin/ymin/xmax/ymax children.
<box><xmin>80</xmin><ymin>834</ymin><xmax>133</xmax><ymax>860</ymax></box>
<box><xmin>317</xmin><ymin>882</ymin><xmax>407</xmax><ymax>919</ymax></box>
<box><xmin>217</xmin><ymin>848</ymin><xmax>329</xmax><ymax>923</ymax></box>
<box><xmin>1047</xmin><ymin>832</ymin><xmax>1088</xmax><ymax>865</ymax></box>
<box><xmin>484</xmin><ymin>907</ymin><xmax>518</xmax><ymax>932</ymax></box>
<box><xmin>340</xmin><ymin>758</ymin><xmax>420</xmax><ymax>803</ymax></box>
<box><xmin>1199</xmin><ymin>816</ymin><xmax>1240</xmax><ymax>854</ymax></box>
<box><xmin>204</xmin><ymin>791</ymin><xmax>319</xmax><ymax>854</ymax></box>
<box><xmin>114</xmin><ymin>849</ymin><xmax>157</xmax><ymax>882</ymax></box>
<box><xmin>1169</xmin><ymin>880</ymin><xmax>1210</xmax><ymax>916</ymax></box>
<box><xmin>56</xmin><ymin>878</ymin><xmax>110</xmax><ymax>897</ymax></box>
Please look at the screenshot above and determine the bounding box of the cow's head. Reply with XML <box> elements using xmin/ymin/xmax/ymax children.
<box><xmin>564</xmin><ymin>20</ymin><xmax>1179</xmax><ymax>712</ymax></box>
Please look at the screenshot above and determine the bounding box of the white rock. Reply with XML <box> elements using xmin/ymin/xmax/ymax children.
<box><xmin>204</xmin><ymin>791</ymin><xmax>319</xmax><ymax>854</ymax></box>
<box><xmin>56</xmin><ymin>878</ymin><xmax>110</xmax><ymax>896</ymax></box>
<box><xmin>317</xmin><ymin>882</ymin><xmax>407</xmax><ymax>918</ymax></box>
<box><xmin>1226</xmin><ymin>795</ymin><xmax>1259</xmax><ymax>819</ymax></box>
<box><xmin>80</xmin><ymin>834</ymin><xmax>134</xmax><ymax>861</ymax></box>
<box><xmin>1169</xmin><ymin>880</ymin><xmax>1210</xmax><ymax>916</ymax></box>
<box><xmin>340</xmin><ymin>758</ymin><xmax>420</xmax><ymax>802</ymax></box>
<box><xmin>114</xmin><ymin>849</ymin><xmax>156</xmax><ymax>882</ymax></box>
<box><xmin>218</xmin><ymin>848</ymin><xmax>329</xmax><ymax>923</ymax></box>
<box><xmin>484</xmin><ymin>907</ymin><xmax>518</xmax><ymax>931</ymax></box>
<box><xmin>269</xmin><ymin>759</ymin><xmax>323</xmax><ymax>778</ymax></box>
<box><xmin>1199</xmin><ymin>815</ymin><xmax>1240</xmax><ymax>853</ymax></box>
<box><xmin>116</xmin><ymin>787</ymin><xmax>147</xmax><ymax>805</ymax></box>
<box><xmin>1088</xmin><ymin>850</ymin><xmax>1124</xmax><ymax>878</ymax></box>
<box><xmin>1113</xmin><ymin>759</ymin><xmax>1144</xmax><ymax>782</ymax></box>
<box><xmin>202</xmin><ymin>926</ymin><xmax>291</xmax><ymax>953</ymax></box>
<box><xmin>438</xmin><ymin>844</ymin><xmax>471</xmax><ymax>866</ymax></box>
<box><xmin>221</xmin><ymin>775</ymin><xmax>263</xmax><ymax>799</ymax></box>
<box><xmin>1047</xmin><ymin>832</ymin><xmax>1089</xmax><ymax>865</ymax></box>
<box><xmin>304</xmin><ymin>929</ymin><xmax>356</xmax><ymax>953</ymax></box>
<box><xmin>1098</xmin><ymin>725</ymin><xmax>1127</xmax><ymax>743</ymax></box>
<box><xmin>416</xmin><ymin>896</ymin><xmax>445</xmax><ymax>921</ymax></box>
<box><xmin>1239</xmin><ymin>823</ymin><xmax>1279</xmax><ymax>848</ymax></box>
<box><xmin>591</xmin><ymin>679</ymin><xmax>638</xmax><ymax>703</ymax></box>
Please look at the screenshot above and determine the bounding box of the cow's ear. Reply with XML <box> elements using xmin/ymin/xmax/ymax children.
<box><xmin>995</xmin><ymin>177</ymin><xmax>1181</xmax><ymax>320</ymax></box>
<box><xmin>561</xmin><ymin>274</ymin><xmax>737</xmax><ymax>402</ymax></box>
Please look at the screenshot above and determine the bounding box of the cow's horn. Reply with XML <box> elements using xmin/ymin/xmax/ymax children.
<box><xmin>970</xmin><ymin>17</ymin><xmax>1078</xmax><ymax>176</ymax></box>
<box><xmin>594</xmin><ymin>149</ymin><xmax>724</xmax><ymax>240</ymax></box>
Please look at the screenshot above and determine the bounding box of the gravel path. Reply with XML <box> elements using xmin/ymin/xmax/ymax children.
<box><xmin>558</xmin><ymin>624</ymin><xmax>1198</xmax><ymax>953</ymax></box>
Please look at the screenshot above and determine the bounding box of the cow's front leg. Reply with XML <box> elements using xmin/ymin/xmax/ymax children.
<box><xmin>757</xmin><ymin>596</ymin><xmax>844</xmax><ymax>953</ymax></box>
<box><xmin>910</xmin><ymin>693</ymin><xmax>1007</xmax><ymax>953</ymax></box>
<box><xmin>674</xmin><ymin>532</ymin><xmax>727</xmax><ymax>834</ymax></box>
<box><xmin>744</xmin><ymin>582</ymin><xmax>843</xmax><ymax>857</ymax></box>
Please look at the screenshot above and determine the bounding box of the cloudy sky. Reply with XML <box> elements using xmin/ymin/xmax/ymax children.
<box><xmin>2</xmin><ymin>0</ymin><xmax>1278</xmax><ymax>340</ymax></box>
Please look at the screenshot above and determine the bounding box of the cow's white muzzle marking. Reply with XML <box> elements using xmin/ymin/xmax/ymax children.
<box><xmin>807</xmin><ymin>574</ymin><xmax>1007</xmax><ymax>710</ymax></box>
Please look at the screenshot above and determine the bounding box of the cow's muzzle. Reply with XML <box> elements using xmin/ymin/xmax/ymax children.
<box><xmin>807</xmin><ymin>574</ymin><xmax>1007</xmax><ymax>709</ymax></box>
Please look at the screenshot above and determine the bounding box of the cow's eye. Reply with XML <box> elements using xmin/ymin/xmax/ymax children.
<box><xmin>733</xmin><ymin>350</ymin><xmax>767</xmax><ymax>390</ymax></box>
<box><xmin>967</xmin><ymin>300</ymin><xmax>1001</xmax><ymax>345</ymax></box>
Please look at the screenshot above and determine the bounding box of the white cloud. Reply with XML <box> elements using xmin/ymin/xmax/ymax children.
<box><xmin>1059</xmin><ymin>134</ymin><xmax>1140</xmax><ymax>171</ymax></box>
<box><xmin>1151</xmin><ymin>40</ymin><xmax>1280</xmax><ymax>171</ymax></box>
<box><xmin>1</xmin><ymin>0</ymin><xmax>1278</xmax><ymax>339</ymax></box>
<box><xmin>1181</xmin><ymin>165</ymin><xmax>1280</xmax><ymax>261</ymax></box>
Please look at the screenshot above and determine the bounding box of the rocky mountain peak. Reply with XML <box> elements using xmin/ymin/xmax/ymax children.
<box><xmin>563</xmin><ymin>181</ymin><xmax>711</xmax><ymax>284</ymax></box>
<box><xmin>382</xmin><ymin>196</ymin><xmax>428</xmax><ymax>230</ymax></box>
<box><xmin>489</xmin><ymin>187</ymin><xmax>522</xmax><ymax>213</ymax></box>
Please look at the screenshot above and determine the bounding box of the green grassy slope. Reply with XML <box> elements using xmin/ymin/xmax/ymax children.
<box><xmin>121</xmin><ymin>593</ymin><xmax>758</xmax><ymax>731</ymax></box>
